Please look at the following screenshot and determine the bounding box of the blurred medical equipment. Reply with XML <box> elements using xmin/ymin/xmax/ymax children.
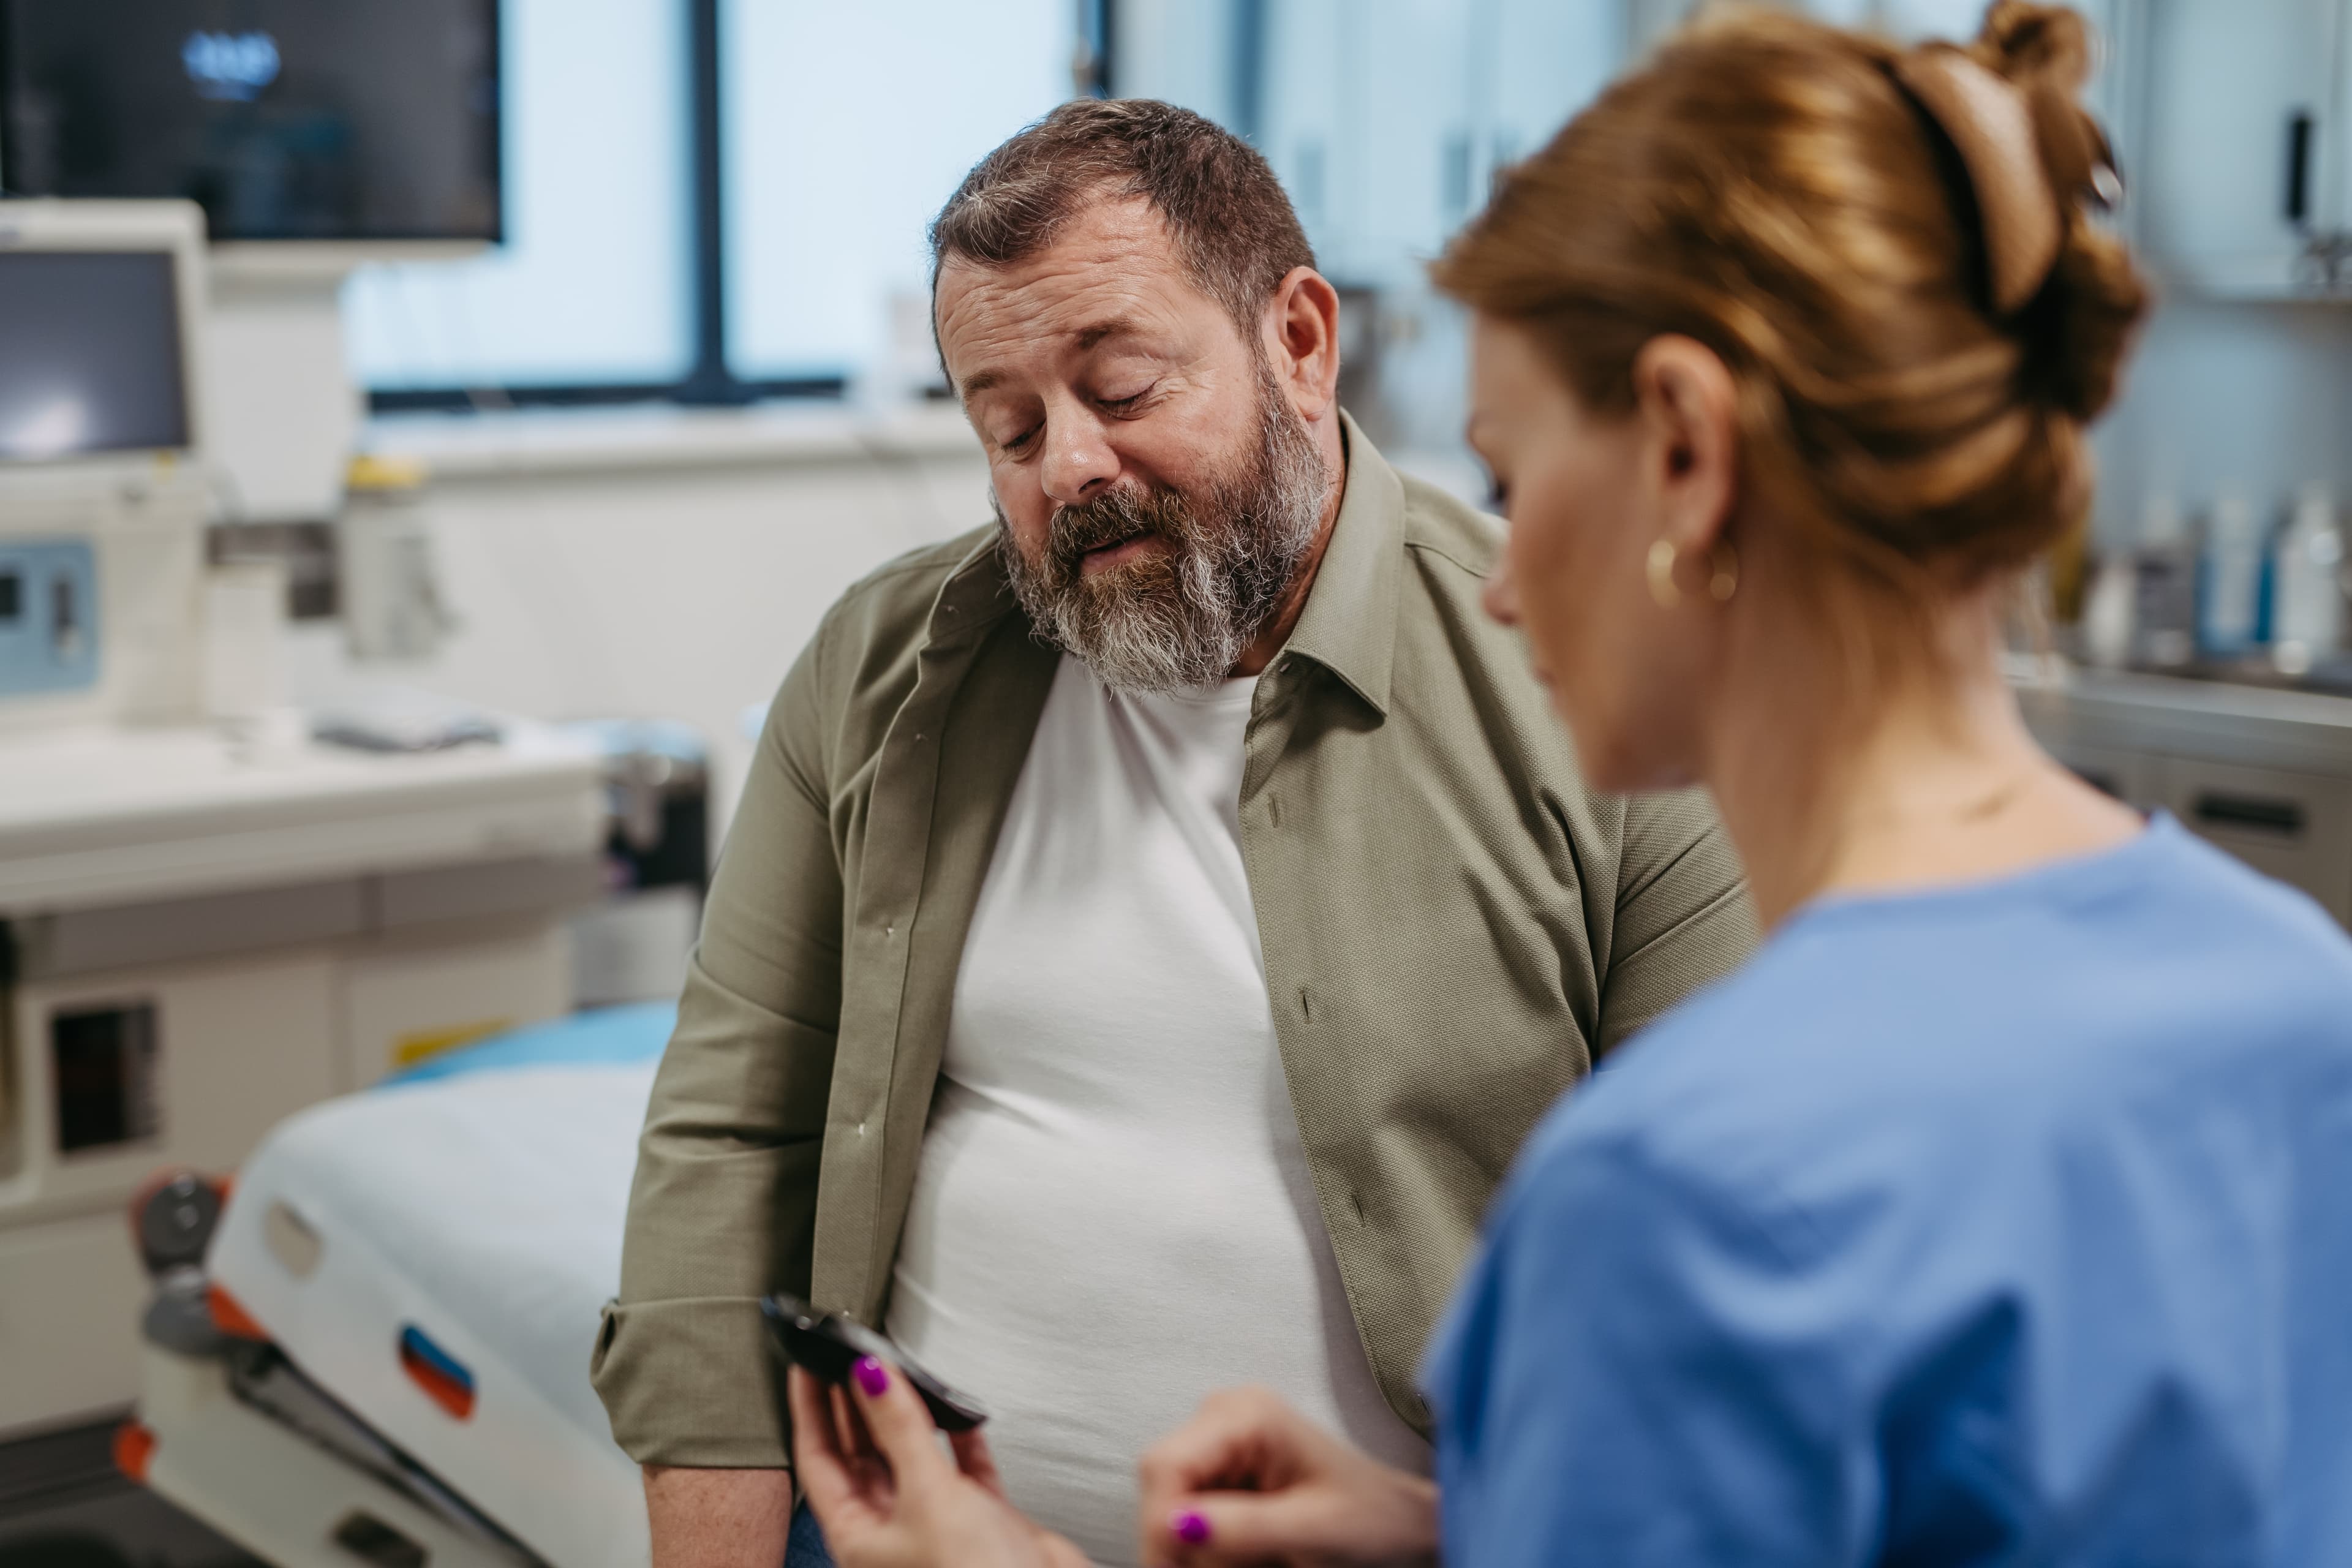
<box><xmin>0</xmin><ymin>202</ymin><xmax>608</xmax><ymax>1443</ymax></box>
<box><xmin>0</xmin><ymin>200</ymin><xmax>211</xmax><ymax>726</ymax></box>
<box><xmin>309</xmin><ymin>687</ymin><xmax>508</xmax><ymax>756</ymax></box>
<box><xmin>198</xmin><ymin>558</ymin><xmax>289</xmax><ymax>721</ymax></box>
<box><xmin>340</xmin><ymin>457</ymin><xmax>457</xmax><ymax>662</ymax></box>
<box><xmin>564</xmin><ymin>721</ymin><xmax>710</xmax><ymax>1010</ymax></box>
<box><xmin>2</xmin><ymin>0</ymin><xmax>501</xmax><ymax>524</ymax></box>
<box><xmin>120</xmin><ymin>1006</ymin><xmax>671</xmax><ymax>1568</ymax></box>
<box><xmin>0</xmin><ymin>1</ymin><xmax>500</xmax><ymax>247</ymax></box>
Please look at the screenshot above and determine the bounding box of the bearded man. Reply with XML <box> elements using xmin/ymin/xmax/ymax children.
<box><xmin>592</xmin><ymin>100</ymin><xmax>1756</xmax><ymax>1568</ymax></box>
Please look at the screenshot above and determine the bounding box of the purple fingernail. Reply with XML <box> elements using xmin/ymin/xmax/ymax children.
<box><xmin>852</xmin><ymin>1356</ymin><xmax>889</xmax><ymax>1397</ymax></box>
<box><xmin>1170</xmin><ymin>1510</ymin><xmax>1210</xmax><ymax>1546</ymax></box>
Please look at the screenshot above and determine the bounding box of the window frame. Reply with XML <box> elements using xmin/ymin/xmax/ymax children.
<box><xmin>368</xmin><ymin>0</ymin><xmax>1114</xmax><ymax>415</ymax></box>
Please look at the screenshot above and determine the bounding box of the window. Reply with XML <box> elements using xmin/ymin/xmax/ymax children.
<box><xmin>1118</xmin><ymin>0</ymin><xmax>1619</xmax><ymax>290</ymax></box>
<box><xmin>344</xmin><ymin>0</ymin><xmax>695</xmax><ymax>394</ymax></box>
<box><xmin>720</xmin><ymin>0</ymin><xmax>1072</xmax><ymax>386</ymax></box>
<box><xmin>342</xmin><ymin>0</ymin><xmax>1088</xmax><ymax>408</ymax></box>
<box><xmin>1113</xmin><ymin>0</ymin><xmax>1620</xmax><ymax>470</ymax></box>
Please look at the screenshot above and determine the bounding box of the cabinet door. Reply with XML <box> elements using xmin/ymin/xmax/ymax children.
<box><xmin>6</xmin><ymin>949</ymin><xmax>339</xmax><ymax>1224</ymax></box>
<box><xmin>0</xmin><ymin>1214</ymin><xmax>149</xmax><ymax>1432</ymax></box>
<box><xmin>2137</xmin><ymin>0</ymin><xmax>2345</xmax><ymax>295</ymax></box>
<box><xmin>1485</xmin><ymin>0</ymin><xmax>1623</xmax><ymax>172</ymax></box>
<box><xmin>2159</xmin><ymin>753</ymin><xmax>2352</xmax><ymax>924</ymax></box>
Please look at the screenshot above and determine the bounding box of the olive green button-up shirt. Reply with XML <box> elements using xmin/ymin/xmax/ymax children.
<box><xmin>591</xmin><ymin>418</ymin><xmax>1756</xmax><ymax>1466</ymax></box>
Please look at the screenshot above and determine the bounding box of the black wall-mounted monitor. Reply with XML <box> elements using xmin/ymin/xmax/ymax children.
<box><xmin>0</xmin><ymin>1</ymin><xmax>500</xmax><ymax>244</ymax></box>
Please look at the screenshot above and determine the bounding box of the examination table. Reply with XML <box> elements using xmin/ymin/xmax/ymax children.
<box><xmin>122</xmin><ymin>1003</ymin><xmax>674</xmax><ymax>1568</ymax></box>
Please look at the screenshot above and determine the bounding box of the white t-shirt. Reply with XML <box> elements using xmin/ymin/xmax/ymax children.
<box><xmin>884</xmin><ymin>655</ymin><xmax>1429</xmax><ymax>1566</ymax></box>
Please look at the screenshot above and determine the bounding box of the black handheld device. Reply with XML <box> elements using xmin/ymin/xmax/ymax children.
<box><xmin>760</xmin><ymin>1294</ymin><xmax>990</xmax><ymax>1433</ymax></box>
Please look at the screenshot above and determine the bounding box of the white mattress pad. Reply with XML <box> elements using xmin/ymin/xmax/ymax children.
<box><xmin>206</xmin><ymin>1062</ymin><xmax>658</xmax><ymax>1568</ymax></box>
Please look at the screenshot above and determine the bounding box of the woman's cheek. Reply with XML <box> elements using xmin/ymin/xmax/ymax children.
<box><xmin>1518</xmin><ymin>538</ymin><xmax>1602</xmax><ymax>731</ymax></box>
<box><xmin>1518</xmin><ymin>494</ymin><xmax>1597</xmax><ymax>657</ymax></box>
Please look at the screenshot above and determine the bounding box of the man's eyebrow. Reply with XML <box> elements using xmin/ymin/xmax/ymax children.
<box><xmin>957</xmin><ymin>317</ymin><xmax>1148</xmax><ymax>404</ymax></box>
<box><xmin>1074</xmin><ymin>316</ymin><xmax>1142</xmax><ymax>352</ymax></box>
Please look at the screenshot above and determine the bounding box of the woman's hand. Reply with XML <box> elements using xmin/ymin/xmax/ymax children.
<box><xmin>788</xmin><ymin>1360</ymin><xmax>1087</xmax><ymax>1568</ymax></box>
<box><xmin>1133</xmin><ymin>1387</ymin><xmax>1440</xmax><ymax>1567</ymax></box>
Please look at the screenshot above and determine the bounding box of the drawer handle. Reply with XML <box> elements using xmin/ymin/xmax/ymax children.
<box><xmin>2287</xmin><ymin>108</ymin><xmax>2316</xmax><ymax>227</ymax></box>
<box><xmin>2192</xmin><ymin>792</ymin><xmax>2305</xmax><ymax>837</ymax></box>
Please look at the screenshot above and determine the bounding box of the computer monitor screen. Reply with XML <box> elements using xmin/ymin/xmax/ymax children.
<box><xmin>0</xmin><ymin>1</ymin><xmax>499</xmax><ymax>243</ymax></box>
<box><xmin>0</xmin><ymin>251</ymin><xmax>189</xmax><ymax>460</ymax></box>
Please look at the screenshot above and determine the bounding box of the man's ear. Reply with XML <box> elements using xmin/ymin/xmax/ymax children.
<box><xmin>1262</xmin><ymin>267</ymin><xmax>1342</xmax><ymax>421</ymax></box>
<box><xmin>1632</xmin><ymin>334</ymin><xmax>1740</xmax><ymax>554</ymax></box>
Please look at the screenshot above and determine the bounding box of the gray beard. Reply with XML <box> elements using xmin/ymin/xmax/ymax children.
<box><xmin>996</xmin><ymin>372</ymin><xmax>1330</xmax><ymax>696</ymax></box>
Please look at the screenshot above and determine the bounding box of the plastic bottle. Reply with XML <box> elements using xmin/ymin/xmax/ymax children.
<box><xmin>2132</xmin><ymin>492</ymin><xmax>2197</xmax><ymax>668</ymax></box>
<box><xmin>2198</xmin><ymin>492</ymin><xmax>2264</xmax><ymax>657</ymax></box>
<box><xmin>2082</xmin><ymin>552</ymin><xmax>2135</xmax><ymax>668</ymax></box>
<box><xmin>2271</xmin><ymin>483</ymin><xmax>2343</xmax><ymax>677</ymax></box>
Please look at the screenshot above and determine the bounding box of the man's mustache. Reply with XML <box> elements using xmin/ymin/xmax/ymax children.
<box><xmin>1047</xmin><ymin>488</ymin><xmax>1186</xmax><ymax>570</ymax></box>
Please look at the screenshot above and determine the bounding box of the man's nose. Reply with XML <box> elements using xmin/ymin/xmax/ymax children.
<box><xmin>1039</xmin><ymin>413</ymin><xmax>1120</xmax><ymax>507</ymax></box>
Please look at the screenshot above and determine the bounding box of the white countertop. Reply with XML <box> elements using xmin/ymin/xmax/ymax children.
<box><xmin>2015</xmin><ymin>662</ymin><xmax>2352</xmax><ymax>775</ymax></box>
<box><xmin>361</xmin><ymin>399</ymin><xmax>982</xmax><ymax>483</ymax></box>
<box><xmin>0</xmin><ymin>722</ymin><xmax>605</xmax><ymax>915</ymax></box>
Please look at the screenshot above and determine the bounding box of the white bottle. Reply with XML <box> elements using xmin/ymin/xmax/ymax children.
<box><xmin>341</xmin><ymin>456</ymin><xmax>454</xmax><ymax>662</ymax></box>
<box><xmin>202</xmin><ymin>559</ymin><xmax>290</xmax><ymax>723</ymax></box>
<box><xmin>2272</xmin><ymin>483</ymin><xmax>2343</xmax><ymax>677</ymax></box>
<box><xmin>2082</xmin><ymin>553</ymin><xmax>2135</xmax><ymax>668</ymax></box>
<box><xmin>2198</xmin><ymin>492</ymin><xmax>2263</xmax><ymax>657</ymax></box>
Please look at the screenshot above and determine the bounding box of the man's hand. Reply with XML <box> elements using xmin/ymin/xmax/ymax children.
<box><xmin>1134</xmin><ymin>1387</ymin><xmax>1439</xmax><ymax>1568</ymax></box>
<box><xmin>789</xmin><ymin>1360</ymin><xmax>1087</xmax><ymax>1568</ymax></box>
<box><xmin>643</xmin><ymin>1464</ymin><xmax>793</xmax><ymax>1568</ymax></box>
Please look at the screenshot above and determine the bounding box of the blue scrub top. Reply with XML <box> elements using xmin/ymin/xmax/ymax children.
<box><xmin>1422</xmin><ymin>815</ymin><xmax>2352</xmax><ymax>1566</ymax></box>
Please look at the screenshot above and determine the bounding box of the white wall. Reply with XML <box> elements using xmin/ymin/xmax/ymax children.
<box><xmin>2092</xmin><ymin>298</ymin><xmax>2352</xmax><ymax>542</ymax></box>
<box><xmin>290</xmin><ymin>407</ymin><xmax>994</xmax><ymax>836</ymax></box>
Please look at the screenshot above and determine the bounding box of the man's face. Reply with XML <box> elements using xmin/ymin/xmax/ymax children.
<box><xmin>935</xmin><ymin>196</ymin><xmax>1328</xmax><ymax>693</ymax></box>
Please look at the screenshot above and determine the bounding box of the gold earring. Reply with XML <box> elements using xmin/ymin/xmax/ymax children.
<box><xmin>1707</xmin><ymin>540</ymin><xmax>1739</xmax><ymax>603</ymax></box>
<box><xmin>1646</xmin><ymin>538</ymin><xmax>1681</xmax><ymax>609</ymax></box>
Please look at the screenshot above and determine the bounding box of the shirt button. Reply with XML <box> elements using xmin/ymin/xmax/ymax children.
<box><xmin>856</xmin><ymin>1121</ymin><xmax>868</xmax><ymax>1137</ymax></box>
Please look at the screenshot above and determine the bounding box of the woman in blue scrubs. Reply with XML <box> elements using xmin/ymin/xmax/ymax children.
<box><xmin>789</xmin><ymin>5</ymin><xmax>2352</xmax><ymax>1564</ymax></box>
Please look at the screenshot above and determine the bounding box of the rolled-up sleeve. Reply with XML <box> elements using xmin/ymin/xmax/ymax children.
<box><xmin>1596</xmin><ymin>790</ymin><xmax>1757</xmax><ymax>1056</ymax></box>
<box><xmin>591</xmin><ymin>633</ymin><xmax>843</xmax><ymax>1468</ymax></box>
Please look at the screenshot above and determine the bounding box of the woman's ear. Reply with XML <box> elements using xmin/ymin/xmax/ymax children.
<box><xmin>1631</xmin><ymin>335</ymin><xmax>1740</xmax><ymax>553</ymax></box>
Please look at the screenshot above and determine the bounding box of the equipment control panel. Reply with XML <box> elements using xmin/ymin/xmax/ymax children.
<box><xmin>0</xmin><ymin>537</ymin><xmax>100</xmax><ymax>698</ymax></box>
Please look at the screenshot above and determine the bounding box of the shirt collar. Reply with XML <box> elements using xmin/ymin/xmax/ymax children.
<box><xmin>929</xmin><ymin>530</ymin><xmax>1022</xmax><ymax>645</ymax></box>
<box><xmin>1281</xmin><ymin>409</ymin><xmax>1403</xmax><ymax>718</ymax></box>
<box><xmin>924</xmin><ymin>407</ymin><xmax>1405</xmax><ymax>717</ymax></box>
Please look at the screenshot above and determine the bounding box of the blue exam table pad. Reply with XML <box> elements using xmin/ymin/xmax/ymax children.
<box><xmin>386</xmin><ymin>1000</ymin><xmax>675</xmax><ymax>1085</ymax></box>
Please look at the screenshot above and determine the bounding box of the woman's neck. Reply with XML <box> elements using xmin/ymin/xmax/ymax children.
<box><xmin>1704</xmin><ymin>590</ymin><xmax>2141</xmax><ymax>928</ymax></box>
